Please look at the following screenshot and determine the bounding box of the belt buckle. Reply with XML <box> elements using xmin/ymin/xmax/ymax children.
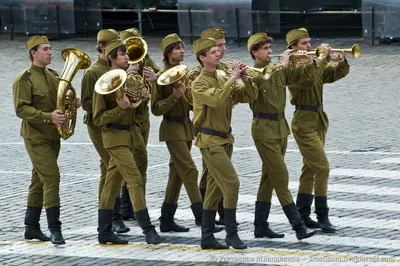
<box><xmin>276</xmin><ymin>113</ymin><xmax>282</xmax><ymax>121</ymax></box>
<box><xmin>317</xmin><ymin>106</ymin><xmax>322</xmax><ymax>112</ymax></box>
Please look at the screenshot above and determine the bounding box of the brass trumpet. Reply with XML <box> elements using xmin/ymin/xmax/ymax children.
<box><xmin>326</xmin><ymin>44</ymin><xmax>360</xmax><ymax>58</ymax></box>
<box><xmin>223</xmin><ymin>61</ymin><xmax>272</xmax><ymax>80</ymax></box>
<box><xmin>272</xmin><ymin>46</ymin><xmax>325</xmax><ymax>67</ymax></box>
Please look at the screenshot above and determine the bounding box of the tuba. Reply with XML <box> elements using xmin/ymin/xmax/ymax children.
<box><xmin>157</xmin><ymin>64</ymin><xmax>194</xmax><ymax>104</ymax></box>
<box><xmin>56</xmin><ymin>48</ymin><xmax>91</xmax><ymax>140</ymax></box>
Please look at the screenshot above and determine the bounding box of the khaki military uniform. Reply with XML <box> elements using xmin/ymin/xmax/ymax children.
<box><xmin>13</xmin><ymin>65</ymin><xmax>61</xmax><ymax>209</ymax></box>
<box><xmin>192</xmin><ymin>70</ymin><xmax>258</xmax><ymax>210</ymax></box>
<box><xmin>288</xmin><ymin>58</ymin><xmax>349</xmax><ymax>196</ymax></box>
<box><xmin>251</xmin><ymin>62</ymin><xmax>316</xmax><ymax>206</ymax></box>
<box><xmin>151</xmin><ymin>63</ymin><xmax>201</xmax><ymax>205</ymax></box>
<box><xmin>81</xmin><ymin>56</ymin><xmax>110</xmax><ymax>196</ymax></box>
<box><xmin>92</xmin><ymin>82</ymin><xmax>146</xmax><ymax>211</ymax></box>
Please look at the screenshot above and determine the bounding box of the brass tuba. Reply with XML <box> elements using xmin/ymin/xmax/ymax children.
<box><xmin>56</xmin><ymin>48</ymin><xmax>91</xmax><ymax>140</ymax></box>
<box><xmin>157</xmin><ymin>64</ymin><xmax>194</xmax><ymax>104</ymax></box>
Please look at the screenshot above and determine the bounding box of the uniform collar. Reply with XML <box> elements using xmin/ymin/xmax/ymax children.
<box><xmin>164</xmin><ymin>63</ymin><xmax>180</xmax><ymax>71</ymax></box>
<box><xmin>253</xmin><ymin>61</ymin><xmax>269</xmax><ymax>68</ymax></box>
<box><xmin>30</xmin><ymin>64</ymin><xmax>47</xmax><ymax>73</ymax></box>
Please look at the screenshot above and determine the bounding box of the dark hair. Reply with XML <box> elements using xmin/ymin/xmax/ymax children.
<box><xmin>107</xmin><ymin>45</ymin><xmax>127</xmax><ymax>67</ymax></box>
<box><xmin>96</xmin><ymin>41</ymin><xmax>109</xmax><ymax>53</ymax></box>
<box><xmin>163</xmin><ymin>41</ymin><xmax>184</xmax><ymax>65</ymax></box>
<box><xmin>196</xmin><ymin>49</ymin><xmax>209</xmax><ymax>67</ymax></box>
<box><xmin>249</xmin><ymin>37</ymin><xmax>273</xmax><ymax>60</ymax></box>
<box><xmin>29</xmin><ymin>46</ymin><xmax>39</xmax><ymax>61</ymax></box>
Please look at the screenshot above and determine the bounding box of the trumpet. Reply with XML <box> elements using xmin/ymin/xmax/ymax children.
<box><xmin>323</xmin><ymin>44</ymin><xmax>360</xmax><ymax>59</ymax></box>
<box><xmin>223</xmin><ymin>61</ymin><xmax>272</xmax><ymax>80</ymax></box>
<box><xmin>272</xmin><ymin>46</ymin><xmax>325</xmax><ymax>67</ymax></box>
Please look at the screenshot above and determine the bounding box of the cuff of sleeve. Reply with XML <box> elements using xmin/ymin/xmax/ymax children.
<box><xmin>167</xmin><ymin>93</ymin><xmax>179</xmax><ymax>104</ymax></box>
<box><xmin>43</xmin><ymin>112</ymin><xmax>52</xmax><ymax>123</ymax></box>
<box><xmin>223</xmin><ymin>78</ymin><xmax>236</xmax><ymax>90</ymax></box>
<box><xmin>113</xmin><ymin>106</ymin><xmax>125</xmax><ymax>115</ymax></box>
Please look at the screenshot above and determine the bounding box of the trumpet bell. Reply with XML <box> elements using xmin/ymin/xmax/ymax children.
<box><xmin>95</xmin><ymin>69</ymin><xmax>127</xmax><ymax>96</ymax></box>
<box><xmin>157</xmin><ymin>65</ymin><xmax>189</xmax><ymax>88</ymax></box>
<box><xmin>349</xmin><ymin>44</ymin><xmax>360</xmax><ymax>58</ymax></box>
<box><xmin>123</xmin><ymin>36</ymin><xmax>148</xmax><ymax>64</ymax></box>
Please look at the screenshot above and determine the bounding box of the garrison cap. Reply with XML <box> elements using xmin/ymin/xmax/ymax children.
<box><xmin>201</xmin><ymin>27</ymin><xmax>225</xmax><ymax>40</ymax></box>
<box><xmin>193</xmin><ymin>38</ymin><xmax>217</xmax><ymax>55</ymax></box>
<box><xmin>97</xmin><ymin>29</ymin><xmax>118</xmax><ymax>42</ymax></box>
<box><xmin>286</xmin><ymin>28</ymin><xmax>309</xmax><ymax>48</ymax></box>
<box><xmin>120</xmin><ymin>28</ymin><xmax>140</xmax><ymax>41</ymax></box>
<box><xmin>105</xmin><ymin>39</ymin><xmax>124</xmax><ymax>57</ymax></box>
<box><xmin>26</xmin><ymin>35</ymin><xmax>49</xmax><ymax>52</ymax></box>
<box><xmin>160</xmin><ymin>33</ymin><xmax>182</xmax><ymax>52</ymax></box>
<box><xmin>247</xmin><ymin>32</ymin><xmax>270</xmax><ymax>52</ymax></box>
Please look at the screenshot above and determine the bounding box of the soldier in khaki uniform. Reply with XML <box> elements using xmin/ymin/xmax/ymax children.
<box><xmin>93</xmin><ymin>40</ymin><xmax>164</xmax><ymax>245</ymax></box>
<box><xmin>247</xmin><ymin>33</ymin><xmax>318</xmax><ymax>240</ymax></box>
<box><xmin>151</xmin><ymin>34</ymin><xmax>203</xmax><ymax>232</ymax></box>
<box><xmin>81</xmin><ymin>29</ymin><xmax>129</xmax><ymax>234</ymax></box>
<box><xmin>119</xmin><ymin>28</ymin><xmax>160</xmax><ymax>221</ymax></box>
<box><xmin>192</xmin><ymin>38</ymin><xmax>258</xmax><ymax>249</ymax></box>
<box><xmin>13</xmin><ymin>36</ymin><xmax>68</xmax><ymax>245</ymax></box>
<box><xmin>195</xmin><ymin>27</ymin><xmax>230</xmax><ymax>226</ymax></box>
<box><xmin>286</xmin><ymin>28</ymin><xmax>350</xmax><ymax>233</ymax></box>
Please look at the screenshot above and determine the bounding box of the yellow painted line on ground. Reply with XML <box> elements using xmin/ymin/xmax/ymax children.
<box><xmin>0</xmin><ymin>240</ymin><xmax>398</xmax><ymax>263</ymax></box>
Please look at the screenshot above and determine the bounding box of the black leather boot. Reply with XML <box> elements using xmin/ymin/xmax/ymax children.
<box><xmin>112</xmin><ymin>196</ymin><xmax>130</xmax><ymax>233</ymax></box>
<box><xmin>254</xmin><ymin>201</ymin><xmax>284</xmax><ymax>238</ymax></box>
<box><xmin>282</xmin><ymin>203</ymin><xmax>318</xmax><ymax>240</ymax></box>
<box><xmin>201</xmin><ymin>210</ymin><xmax>228</xmax><ymax>249</ymax></box>
<box><xmin>24</xmin><ymin>206</ymin><xmax>50</xmax><ymax>242</ymax></box>
<box><xmin>315</xmin><ymin>196</ymin><xmax>337</xmax><ymax>233</ymax></box>
<box><xmin>121</xmin><ymin>186</ymin><xmax>135</xmax><ymax>221</ymax></box>
<box><xmin>224</xmin><ymin>208</ymin><xmax>247</xmax><ymax>249</ymax></box>
<box><xmin>136</xmin><ymin>208</ymin><xmax>165</xmax><ymax>244</ymax></box>
<box><xmin>45</xmin><ymin>207</ymin><xmax>65</xmax><ymax>245</ymax></box>
<box><xmin>159</xmin><ymin>203</ymin><xmax>189</xmax><ymax>232</ymax></box>
<box><xmin>296</xmin><ymin>193</ymin><xmax>320</xmax><ymax>228</ymax></box>
<box><xmin>191</xmin><ymin>202</ymin><xmax>223</xmax><ymax>233</ymax></box>
<box><xmin>98</xmin><ymin>209</ymin><xmax>128</xmax><ymax>244</ymax></box>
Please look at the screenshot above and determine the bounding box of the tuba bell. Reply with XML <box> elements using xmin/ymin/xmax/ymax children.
<box><xmin>157</xmin><ymin>64</ymin><xmax>194</xmax><ymax>104</ymax></box>
<box><xmin>56</xmin><ymin>48</ymin><xmax>91</xmax><ymax>140</ymax></box>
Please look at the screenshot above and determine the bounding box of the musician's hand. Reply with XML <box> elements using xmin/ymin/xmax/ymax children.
<box><xmin>52</xmin><ymin>110</ymin><xmax>65</xmax><ymax>125</ymax></box>
<box><xmin>281</xmin><ymin>50</ymin><xmax>294</xmax><ymax>68</ymax></box>
<box><xmin>127</xmin><ymin>63</ymin><xmax>140</xmax><ymax>73</ymax></box>
<box><xmin>117</xmin><ymin>94</ymin><xmax>131</xmax><ymax>109</ymax></box>
<box><xmin>230</xmin><ymin>61</ymin><xmax>245</xmax><ymax>80</ymax></box>
<box><xmin>143</xmin><ymin>67</ymin><xmax>156</xmax><ymax>82</ymax></box>
<box><xmin>173</xmin><ymin>85</ymin><xmax>186</xmax><ymax>98</ymax></box>
<box><xmin>240</xmin><ymin>68</ymin><xmax>250</xmax><ymax>82</ymax></box>
<box><xmin>320</xmin><ymin>43</ymin><xmax>331</xmax><ymax>59</ymax></box>
<box><xmin>75</xmin><ymin>97</ymin><xmax>82</xmax><ymax>109</ymax></box>
<box><xmin>329</xmin><ymin>52</ymin><xmax>345</xmax><ymax>62</ymax></box>
<box><xmin>141</xmin><ymin>88</ymin><xmax>150</xmax><ymax>99</ymax></box>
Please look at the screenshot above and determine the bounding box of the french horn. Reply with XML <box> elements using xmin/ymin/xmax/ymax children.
<box><xmin>56</xmin><ymin>48</ymin><xmax>91</xmax><ymax>140</ymax></box>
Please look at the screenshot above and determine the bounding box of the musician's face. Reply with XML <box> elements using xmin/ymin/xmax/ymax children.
<box><xmin>169</xmin><ymin>43</ymin><xmax>184</xmax><ymax>62</ymax></box>
<box><xmin>31</xmin><ymin>44</ymin><xmax>52</xmax><ymax>67</ymax></box>
<box><xmin>202</xmin><ymin>47</ymin><xmax>221</xmax><ymax>66</ymax></box>
<box><xmin>253</xmin><ymin>43</ymin><xmax>272</xmax><ymax>63</ymax></box>
<box><xmin>113</xmin><ymin>49</ymin><xmax>129</xmax><ymax>70</ymax></box>
<box><xmin>293</xmin><ymin>37</ymin><xmax>311</xmax><ymax>51</ymax></box>
<box><xmin>215</xmin><ymin>38</ymin><xmax>226</xmax><ymax>58</ymax></box>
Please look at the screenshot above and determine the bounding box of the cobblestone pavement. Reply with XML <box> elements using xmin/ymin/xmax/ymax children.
<box><xmin>0</xmin><ymin>34</ymin><xmax>400</xmax><ymax>266</ymax></box>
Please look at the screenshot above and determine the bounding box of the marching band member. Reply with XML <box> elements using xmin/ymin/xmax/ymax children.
<box><xmin>287</xmin><ymin>28</ymin><xmax>350</xmax><ymax>233</ymax></box>
<box><xmin>247</xmin><ymin>32</ymin><xmax>317</xmax><ymax>240</ymax></box>
<box><xmin>191</xmin><ymin>37</ymin><xmax>258</xmax><ymax>249</ymax></box>
<box><xmin>93</xmin><ymin>40</ymin><xmax>164</xmax><ymax>245</ymax></box>
<box><xmin>151</xmin><ymin>34</ymin><xmax>203</xmax><ymax>232</ymax></box>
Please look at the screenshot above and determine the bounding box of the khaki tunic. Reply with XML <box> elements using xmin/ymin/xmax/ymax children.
<box><xmin>288</xmin><ymin>58</ymin><xmax>350</xmax><ymax>196</ymax></box>
<box><xmin>151</xmin><ymin>63</ymin><xmax>200</xmax><ymax>205</ymax></box>
<box><xmin>13</xmin><ymin>64</ymin><xmax>61</xmax><ymax>208</ymax></box>
<box><xmin>250</xmin><ymin>61</ymin><xmax>316</xmax><ymax>206</ymax></box>
<box><xmin>192</xmin><ymin>70</ymin><xmax>258</xmax><ymax>209</ymax></box>
<box><xmin>81</xmin><ymin>56</ymin><xmax>110</xmax><ymax>196</ymax></box>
